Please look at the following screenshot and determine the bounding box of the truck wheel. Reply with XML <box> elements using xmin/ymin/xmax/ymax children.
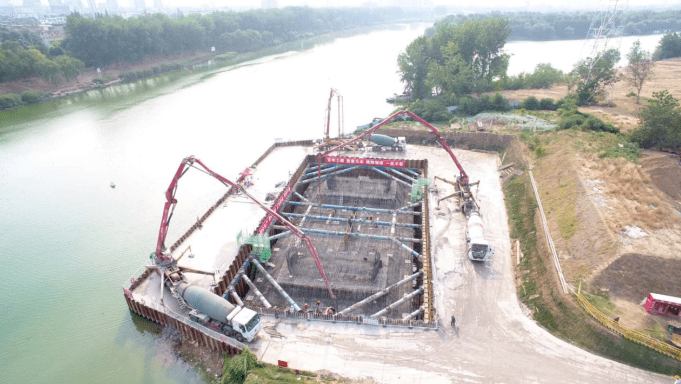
<box><xmin>236</xmin><ymin>334</ymin><xmax>245</xmax><ymax>342</ymax></box>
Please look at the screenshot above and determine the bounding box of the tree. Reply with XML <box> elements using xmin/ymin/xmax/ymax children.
<box><xmin>631</xmin><ymin>90</ymin><xmax>681</xmax><ymax>149</ymax></box>
<box><xmin>568</xmin><ymin>49</ymin><xmax>620</xmax><ymax>106</ymax></box>
<box><xmin>397</xmin><ymin>36</ymin><xmax>431</xmax><ymax>100</ymax></box>
<box><xmin>653</xmin><ymin>32</ymin><xmax>681</xmax><ymax>60</ymax></box>
<box><xmin>624</xmin><ymin>40</ymin><xmax>654</xmax><ymax>104</ymax></box>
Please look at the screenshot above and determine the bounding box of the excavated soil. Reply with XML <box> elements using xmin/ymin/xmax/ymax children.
<box><xmin>639</xmin><ymin>150</ymin><xmax>681</xmax><ymax>208</ymax></box>
<box><xmin>592</xmin><ymin>253</ymin><xmax>681</xmax><ymax>303</ymax></box>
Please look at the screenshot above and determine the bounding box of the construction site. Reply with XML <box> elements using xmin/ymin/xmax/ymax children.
<box><xmin>121</xmin><ymin>89</ymin><xmax>681</xmax><ymax>383</ymax></box>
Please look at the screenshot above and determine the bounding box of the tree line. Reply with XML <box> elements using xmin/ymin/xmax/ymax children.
<box><xmin>62</xmin><ymin>7</ymin><xmax>406</xmax><ymax>68</ymax></box>
<box><xmin>432</xmin><ymin>10</ymin><xmax>681</xmax><ymax>42</ymax></box>
<box><xmin>0</xmin><ymin>26</ymin><xmax>85</xmax><ymax>84</ymax></box>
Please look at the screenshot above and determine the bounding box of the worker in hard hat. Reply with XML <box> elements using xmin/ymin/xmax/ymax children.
<box><xmin>674</xmin><ymin>374</ymin><xmax>681</xmax><ymax>384</ymax></box>
<box><xmin>304</xmin><ymin>303</ymin><xmax>309</xmax><ymax>312</ymax></box>
<box><xmin>451</xmin><ymin>313</ymin><xmax>456</xmax><ymax>327</ymax></box>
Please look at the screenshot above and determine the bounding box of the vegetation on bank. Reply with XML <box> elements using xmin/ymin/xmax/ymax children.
<box><xmin>432</xmin><ymin>10</ymin><xmax>681</xmax><ymax>41</ymax></box>
<box><xmin>62</xmin><ymin>7</ymin><xmax>409</xmax><ymax>69</ymax></box>
<box><xmin>221</xmin><ymin>348</ymin><xmax>334</xmax><ymax>384</ymax></box>
<box><xmin>0</xmin><ymin>28</ymin><xmax>85</xmax><ymax>85</ymax></box>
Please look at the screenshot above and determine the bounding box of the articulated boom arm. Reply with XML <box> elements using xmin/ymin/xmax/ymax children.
<box><xmin>319</xmin><ymin>109</ymin><xmax>468</xmax><ymax>184</ymax></box>
<box><xmin>324</xmin><ymin>88</ymin><xmax>342</xmax><ymax>140</ymax></box>
<box><xmin>155</xmin><ymin>156</ymin><xmax>335</xmax><ymax>298</ymax></box>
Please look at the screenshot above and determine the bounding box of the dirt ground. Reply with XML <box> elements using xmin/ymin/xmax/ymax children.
<box><xmin>499</xmin><ymin>58</ymin><xmax>681</xmax><ymax>133</ymax></box>
<box><xmin>593</xmin><ymin>253</ymin><xmax>681</xmax><ymax>303</ymax></box>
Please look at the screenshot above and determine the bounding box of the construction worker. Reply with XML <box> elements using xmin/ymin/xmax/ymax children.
<box><xmin>304</xmin><ymin>303</ymin><xmax>309</xmax><ymax>311</ymax></box>
<box><xmin>674</xmin><ymin>375</ymin><xmax>681</xmax><ymax>384</ymax></box>
<box><xmin>451</xmin><ymin>313</ymin><xmax>456</xmax><ymax>327</ymax></box>
<box><xmin>316</xmin><ymin>300</ymin><xmax>321</xmax><ymax>309</ymax></box>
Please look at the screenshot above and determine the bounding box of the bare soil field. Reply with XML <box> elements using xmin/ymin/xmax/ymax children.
<box><xmin>593</xmin><ymin>253</ymin><xmax>681</xmax><ymax>303</ymax></box>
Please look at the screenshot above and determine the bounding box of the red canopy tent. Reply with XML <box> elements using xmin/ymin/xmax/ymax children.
<box><xmin>644</xmin><ymin>293</ymin><xmax>681</xmax><ymax>318</ymax></box>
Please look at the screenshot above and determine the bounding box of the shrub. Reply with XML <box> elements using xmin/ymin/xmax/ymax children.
<box><xmin>522</xmin><ymin>96</ymin><xmax>540</xmax><ymax>110</ymax></box>
<box><xmin>20</xmin><ymin>91</ymin><xmax>44</xmax><ymax>104</ymax></box>
<box><xmin>459</xmin><ymin>97</ymin><xmax>483</xmax><ymax>116</ymax></box>
<box><xmin>539</xmin><ymin>98</ymin><xmax>556</xmax><ymax>111</ymax></box>
<box><xmin>118</xmin><ymin>71</ymin><xmax>137</xmax><ymax>80</ymax></box>
<box><xmin>492</xmin><ymin>92</ymin><xmax>510</xmax><ymax>111</ymax></box>
<box><xmin>92</xmin><ymin>77</ymin><xmax>111</xmax><ymax>84</ymax></box>
<box><xmin>223</xmin><ymin>347</ymin><xmax>258</xmax><ymax>384</ymax></box>
<box><xmin>215</xmin><ymin>52</ymin><xmax>238</xmax><ymax>61</ymax></box>
<box><xmin>557</xmin><ymin>114</ymin><xmax>587</xmax><ymax>130</ymax></box>
<box><xmin>0</xmin><ymin>93</ymin><xmax>22</xmax><ymax>109</ymax></box>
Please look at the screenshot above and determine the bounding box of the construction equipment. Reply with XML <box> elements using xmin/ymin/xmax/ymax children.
<box><xmin>466</xmin><ymin>212</ymin><xmax>494</xmax><ymax>261</ymax></box>
<box><xmin>153</xmin><ymin>156</ymin><xmax>335</xmax><ymax>299</ymax></box>
<box><xmin>316</xmin><ymin>109</ymin><xmax>469</xmax><ymax>197</ymax></box>
<box><xmin>369</xmin><ymin>133</ymin><xmax>406</xmax><ymax>152</ymax></box>
<box><xmin>314</xmin><ymin>88</ymin><xmax>363</xmax><ymax>152</ymax></box>
<box><xmin>178</xmin><ymin>283</ymin><xmax>261</xmax><ymax>342</ymax></box>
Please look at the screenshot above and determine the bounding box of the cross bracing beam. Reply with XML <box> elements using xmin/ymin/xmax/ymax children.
<box><xmin>271</xmin><ymin>225</ymin><xmax>421</xmax><ymax>243</ymax></box>
<box><xmin>281</xmin><ymin>212</ymin><xmax>420</xmax><ymax>228</ymax></box>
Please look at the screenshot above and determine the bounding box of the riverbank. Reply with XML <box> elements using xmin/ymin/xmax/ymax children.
<box><xmin>0</xmin><ymin>22</ymin><xmax>416</xmax><ymax>108</ymax></box>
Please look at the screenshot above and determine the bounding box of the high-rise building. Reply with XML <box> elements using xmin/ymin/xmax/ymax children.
<box><xmin>105</xmin><ymin>0</ymin><xmax>117</xmax><ymax>11</ymax></box>
<box><xmin>261</xmin><ymin>0</ymin><xmax>276</xmax><ymax>9</ymax></box>
<box><xmin>23</xmin><ymin>0</ymin><xmax>42</xmax><ymax>7</ymax></box>
<box><xmin>133</xmin><ymin>0</ymin><xmax>145</xmax><ymax>11</ymax></box>
<box><xmin>48</xmin><ymin>0</ymin><xmax>63</xmax><ymax>6</ymax></box>
<box><xmin>87</xmin><ymin>0</ymin><xmax>96</xmax><ymax>12</ymax></box>
<box><xmin>152</xmin><ymin>0</ymin><xmax>161</xmax><ymax>9</ymax></box>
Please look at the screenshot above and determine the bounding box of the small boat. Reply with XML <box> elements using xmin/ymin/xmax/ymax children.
<box><xmin>110</xmin><ymin>182</ymin><xmax>116</xmax><ymax>189</ymax></box>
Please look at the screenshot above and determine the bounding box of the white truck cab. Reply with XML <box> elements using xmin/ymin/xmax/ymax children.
<box><xmin>227</xmin><ymin>307</ymin><xmax>261</xmax><ymax>342</ymax></box>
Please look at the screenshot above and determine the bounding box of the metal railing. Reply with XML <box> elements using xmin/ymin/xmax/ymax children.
<box><xmin>574</xmin><ymin>289</ymin><xmax>681</xmax><ymax>361</ymax></box>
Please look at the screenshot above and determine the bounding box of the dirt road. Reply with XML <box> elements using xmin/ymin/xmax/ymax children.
<box><xmin>246</xmin><ymin>146</ymin><xmax>671</xmax><ymax>383</ymax></box>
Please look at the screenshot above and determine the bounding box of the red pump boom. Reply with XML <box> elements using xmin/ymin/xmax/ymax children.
<box><xmin>316</xmin><ymin>110</ymin><xmax>468</xmax><ymax>195</ymax></box>
<box><xmin>155</xmin><ymin>156</ymin><xmax>335</xmax><ymax>299</ymax></box>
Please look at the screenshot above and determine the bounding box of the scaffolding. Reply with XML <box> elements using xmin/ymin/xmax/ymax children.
<box><xmin>237</xmin><ymin>230</ymin><xmax>272</xmax><ymax>263</ymax></box>
<box><xmin>411</xmin><ymin>177</ymin><xmax>431</xmax><ymax>202</ymax></box>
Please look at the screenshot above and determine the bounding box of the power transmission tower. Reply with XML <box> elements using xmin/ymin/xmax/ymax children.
<box><xmin>582</xmin><ymin>0</ymin><xmax>628</xmax><ymax>103</ymax></box>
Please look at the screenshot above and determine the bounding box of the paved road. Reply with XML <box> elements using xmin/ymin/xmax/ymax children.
<box><xmin>250</xmin><ymin>146</ymin><xmax>671</xmax><ymax>383</ymax></box>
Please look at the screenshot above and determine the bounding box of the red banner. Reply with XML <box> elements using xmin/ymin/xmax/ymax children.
<box><xmin>258</xmin><ymin>184</ymin><xmax>292</xmax><ymax>234</ymax></box>
<box><xmin>324</xmin><ymin>156</ymin><xmax>406</xmax><ymax>168</ymax></box>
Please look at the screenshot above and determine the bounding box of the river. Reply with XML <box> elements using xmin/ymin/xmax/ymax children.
<box><xmin>0</xmin><ymin>25</ymin><xmax>666</xmax><ymax>383</ymax></box>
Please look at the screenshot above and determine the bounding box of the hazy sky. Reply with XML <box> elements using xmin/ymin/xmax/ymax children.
<box><xmin>25</xmin><ymin>0</ymin><xmax>681</xmax><ymax>8</ymax></box>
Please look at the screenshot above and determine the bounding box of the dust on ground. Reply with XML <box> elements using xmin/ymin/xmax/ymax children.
<box><xmin>499</xmin><ymin>58</ymin><xmax>681</xmax><ymax>133</ymax></box>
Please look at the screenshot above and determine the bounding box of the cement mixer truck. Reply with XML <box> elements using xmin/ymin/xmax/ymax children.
<box><xmin>177</xmin><ymin>283</ymin><xmax>261</xmax><ymax>342</ymax></box>
<box><xmin>466</xmin><ymin>212</ymin><xmax>494</xmax><ymax>261</ymax></box>
<box><xmin>369</xmin><ymin>133</ymin><xmax>406</xmax><ymax>152</ymax></box>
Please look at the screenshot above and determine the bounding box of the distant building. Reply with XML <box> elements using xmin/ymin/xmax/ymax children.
<box><xmin>0</xmin><ymin>6</ymin><xmax>17</xmax><ymax>17</ymax></box>
<box><xmin>153</xmin><ymin>0</ymin><xmax>161</xmax><ymax>9</ymax></box>
<box><xmin>23</xmin><ymin>0</ymin><xmax>41</xmax><ymax>7</ymax></box>
<box><xmin>261</xmin><ymin>0</ymin><xmax>276</xmax><ymax>9</ymax></box>
<box><xmin>133</xmin><ymin>0</ymin><xmax>145</xmax><ymax>11</ymax></box>
<box><xmin>48</xmin><ymin>0</ymin><xmax>63</xmax><ymax>5</ymax></box>
<box><xmin>87</xmin><ymin>0</ymin><xmax>96</xmax><ymax>12</ymax></box>
<box><xmin>105</xmin><ymin>0</ymin><xmax>117</xmax><ymax>12</ymax></box>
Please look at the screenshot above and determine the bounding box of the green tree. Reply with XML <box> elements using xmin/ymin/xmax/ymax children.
<box><xmin>56</xmin><ymin>55</ymin><xmax>86</xmax><ymax>81</ymax></box>
<box><xmin>568</xmin><ymin>49</ymin><xmax>620</xmax><ymax>105</ymax></box>
<box><xmin>625</xmin><ymin>40</ymin><xmax>654</xmax><ymax>104</ymax></box>
<box><xmin>223</xmin><ymin>347</ymin><xmax>258</xmax><ymax>384</ymax></box>
<box><xmin>653</xmin><ymin>32</ymin><xmax>681</xmax><ymax>60</ymax></box>
<box><xmin>631</xmin><ymin>90</ymin><xmax>681</xmax><ymax>149</ymax></box>
<box><xmin>397</xmin><ymin>35</ymin><xmax>431</xmax><ymax>100</ymax></box>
